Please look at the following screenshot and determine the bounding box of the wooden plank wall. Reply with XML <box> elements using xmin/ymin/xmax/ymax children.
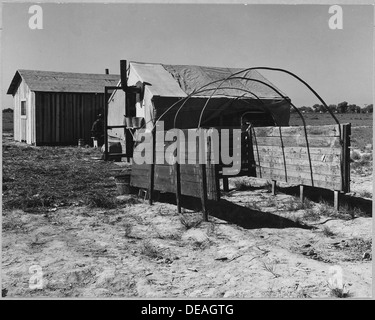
<box><xmin>251</xmin><ymin>124</ymin><xmax>351</xmax><ymax>191</ymax></box>
<box><xmin>130</xmin><ymin>128</ymin><xmax>220</xmax><ymax>201</ymax></box>
<box><xmin>130</xmin><ymin>124</ymin><xmax>351</xmax><ymax>203</ymax></box>
<box><xmin>35</xmin><ymin>92</ymin><xmax>104</xmax><ymax>145</ymax></box>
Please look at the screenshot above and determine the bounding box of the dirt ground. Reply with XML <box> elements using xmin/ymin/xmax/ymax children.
<box><xmin>1</xmin><ymin>134</ymin><xmax>372</xmax><ymax>298</ymax></box>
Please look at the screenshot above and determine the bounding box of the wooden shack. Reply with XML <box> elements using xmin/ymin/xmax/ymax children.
<box><xmin>7</xmin><ymin>70</ymin><xmax>119</xmax><ymax>145</ymax></box>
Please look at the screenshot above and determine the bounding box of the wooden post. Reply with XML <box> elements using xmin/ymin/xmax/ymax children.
<box><xmin>300</xmin><ymin>185</ymin><xmax>304</xmax><ymax>203</ymax></box>
<box><xmin>215</xmin><ymin>164</ymin><xmax>221</xmax><ymax>201</ymax></box>
<box><xmin>334</xmin><ymin>190</ymin><xmax>339</xmax><ymax>211</ymax></box>
<box><xmin>103</xmin><ymin>87</ymin><xmax>108</xmax><ymax>161</ymax></box>
<box><xmin>200</xmin><ymin>163</ymin><xmax>208</xmax><ymax>221</ymax></box>
<box><xmin>197</xmin><ymin>128</ymin><xmax>208</xmax><ymax>221</ymax></box>
<box><xmin>341</xmin><ymin>124</ymin><xmax>351</xmax><ymax>193</ymax></box>
<box><xmin>148</xmin><ymin>128</ymin><xmax>155</xmax><ymax>205</ymax></box>
<box><xmin>205</xmin><ymin>134</ymin><xmax>220</xmax><ymax>202</ymax></box>
<box><xmin>174</xmin><ymin>162</ymin><xmax>181</xmax><ymax>213</ymax></box>
<box><xmin>271</xmin><ymin>180</ymin><xmax>277</xmax><ymax>196</ymax></box>
<box><xmin>223</xmin><ymin>177</ymin><xmax>229</xmax><ymax>192</ymax></box>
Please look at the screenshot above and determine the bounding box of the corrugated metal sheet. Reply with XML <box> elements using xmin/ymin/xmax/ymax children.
<box><xmin>7</xmin><ymin>70</ymin><xmax>120</xmax><ymax>95</ymax></box>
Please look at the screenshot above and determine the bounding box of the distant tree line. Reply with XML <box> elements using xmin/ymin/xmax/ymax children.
<box><xmin>293</xmin><ymin>102</ymin><xmax>373</xmax><ymax>114</ymax></box>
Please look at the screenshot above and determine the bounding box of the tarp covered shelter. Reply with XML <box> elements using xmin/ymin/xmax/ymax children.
<box><xmin>107</xmin><ymin>61</ymin><xmax>291</xmax><ymax>147</ymax></box>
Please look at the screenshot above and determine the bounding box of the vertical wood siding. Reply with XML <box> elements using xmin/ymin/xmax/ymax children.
<box><xmin>35</xmin><ymin>92</ymin><xmax>105</xmax><ymax>145</ymax></box>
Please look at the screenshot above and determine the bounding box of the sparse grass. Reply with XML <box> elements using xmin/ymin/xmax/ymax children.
<box><xmin>157</xmin><ymin>232</ymin><xmax>181</xmax><ymax>241</ymax></box>
<box><xmin>192</xmin><ymin>238</ymin><xmax>212</xmax><ymax>250</ymax></box>
<box><xmin>123</xmin><ymin>222</ymin><xmax>133</xmax><ymax>238</ymax></box>
<box><xmin>302</xmin><ymin>199</ymin><xmax>314</xmax><ymax>209</ymax></box>
<box><xmin>6</xmin><ymin>193</ymin><xmax>56</xmax><ymax>213</ymax></box>
<box><xmin>2</xmin><ymin>143</ymin><xmax>121</xmax><ymax>212</ymax></box>
<box><xmin>350</xmin><ymin>126</ymin><xmax>373</xmax><ymax>151</ymax></box>
<box><xmin>329</xmin><ymin>284</ymin><xmax>352</xmax><ymax>298</ymax></box>
<box><xmin>296</xmin><ymin>288</ymin><xmax>311</xmax><ymax>299</ymax></box>
<box><xmin>321</xmin><ymin>225</ymin><xmax>336</xmax><ymax>237</ymax></box>
<box><xmin>283</xmin><ymin>197</ymin><xmax>313</xmax><ymax>212</ymax></box>
<box><xmin>246</xmin><ymin>201</ymin><xmax>263</xmax><ymax>210</ymax></box>
<box><xmin>263</xmin><ymin>197</ymin><xmax>277</xmax><ymax>208</ymax></box>
<box><xmin>303</xmin><ymin>208</ymin><xmax>321</xmax><ymax>222</ymax></box>
<box><xmin>351</xmin><ymin>151</ymin><xmax>373</xmax><ymax>174</ymax></box>
<box><xmin>2</xmin><ymin>216</ymin><xmax>25</xmax><ymax>231</ymax></box>
<box><xmin>352</xmin><ymin>158</ymin><xmax>371</xmax><ymax>170</ymax></box>
<box><xmin>2</xmin><ymin>288</ymin><xmax>8</xmax><ymax>298</ymax></box>
<box><xmin>284</xmin><ymin>198</ymin><xmax>301</xmax><ymax>211</ymax></box>
<box><xmin>358</xmin><ymin>190</ymin><xmax>372</xmax><ymax>199</ymax></box>
<box><xmin>291</xmin><ymin>214</ymin><xmax>303</xmax><ymax>225</ymax></box>
<box><xmin>338</xmin><ymin>203</ymin><xmax>367</xmax><ymax>220</ymax></box>
<box><xmin>179</xmin><ymin>214</ymin><xmax>203</xmax><ymax>230</ymax></box>
<box><xmin>262</xmin><ymin>261</ymin><xmax>280</xmax><ymax>278</ymax></box>
<box><xmin>156</xmin><ymin>206</ymin><xmax>172</xmax><ymax>216</ymax></box>
<box><xmin>317</xmin><ymin>200</ymin><xmax>336</xmax><ymax>216</ymax></box>
<box><xmin>311</xmin><ymin>200</ymin><xmax>366</xmax><ymax>220</ymax></box>
<box><xmin>128</xmin><ymin>213</ymin><xmax>144</xmax><ymax>224</ymax></box>
<box><xmin>351</xmin><ymin>150</ymin><xmax>361</xmax><ymax>161</ymax></box>
<box><xmin>206</xmin><ymin>222</ymin><xmax>217</xmax><ymax>236</ymax></box>
<box><xmin>361</xmin><ymin>153</ymin><xmax>372</xmax><ymax>162</ymax></box>
<box><xmin>341</xmin><ymin>238</ymin><xmax>372</xmax><ymax>256</ymax></box>
<box><xmin>140</xmin><ymin>241</ymin><xmax>165</xmax><ymax>260</ymax></box>
<box><xmin>233</xmin><ymin>179</ymin><xmax>253</xmax><ymax>191</ymax></box>
<box><xmin>117</xmin><ymin>196</ymin><xmax>141</xmax><ymax>207</ymax></box>
<box><xmin>85</xmin><ymin>193</ymin><xmax>118</xmax><ymax>209</ymax></box>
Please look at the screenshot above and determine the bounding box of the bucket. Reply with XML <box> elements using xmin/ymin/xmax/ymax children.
<box><xmin>78</xmin><ymin>138</ymin><xmax>85</xmax><ymax>147</ymax></box>
<box><xmin>115</xmin><ymin>174</ymin><xmax>131</xmax><ymax>195</ymax></box>
<box><xmin>125</xmin><ymin>117</ymin><xmax>133</xmax><ymax>127</ymax></box>
<box><xmin>132</xmin><ymin>117</ymin><xmax>143</xmax><ymax>128</ymax></box>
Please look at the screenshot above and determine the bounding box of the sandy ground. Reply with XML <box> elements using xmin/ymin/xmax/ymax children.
<box><xmin>2</xmin><ymin>171</ymin><xmax>372</xmax><ymax>298</ymax></box>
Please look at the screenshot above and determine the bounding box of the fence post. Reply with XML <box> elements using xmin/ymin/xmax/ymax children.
<box><xmin>148</xmin><ymin>128</ymin><xmax>155</xmax><ymax>205</ymax></box>
<box><xmin>174</xmin><ymin>161</ymin><xmax>181</xmax><ymax>213</ymax></box>
<box><xmin>271</xmin><ymin>180</ymin><xmax>277</xmax><ymax>196</ymax></box>
<box><xmin>334</xmin><ymin>190</ymin><xmax>339</xmax><ymax>211</ymax></box>
<box><xmin>300</xmin><ymin>185</ymin><xmax>305</xmax><ymax>203</ymax></box>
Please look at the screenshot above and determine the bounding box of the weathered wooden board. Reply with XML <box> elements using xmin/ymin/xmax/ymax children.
<box><xmin>252</xmin><ymin>136</ymin><xmax>342</xmax><ymax>148</ymax></box>
<box><xmin>131</xmin><ymin>128</ymin><xmax>219</xmax><ymax>200</ymax></box>
<box><xmin>255</xmin><ymin>167</ymin><xmax>342</xmax><ymax>190</ymax></box>
<box><xmin>254</xmin><ymin>125</ymin><xmax>341</xmax><ymax>137</ymax></box>
<box><xmin>255</xmin><ymin>161</ymin><xmax>341</xmax><ymax>177</ymax></box>
<box><xmin>255</xmin><ymin>145</ymin><xmax>342</xmax><ymax>155</ymax></box>
<box><xmin>251</xmin><ymin>124</ymin><xmax>350</xmax><ymax>191</ymax></box>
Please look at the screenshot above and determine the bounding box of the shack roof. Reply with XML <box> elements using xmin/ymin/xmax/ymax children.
<box><xmin>128</xmin><ymin>61</ymin><xmax>287</xmax><ymax>100</ymax></box>
<box><xmin>7</xmin><ymin>70</ymin><xmax>120</xmax><ymax>95</ymax></box>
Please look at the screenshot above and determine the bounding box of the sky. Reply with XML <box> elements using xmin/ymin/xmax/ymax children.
<box><xmin>1</xmin><ymin>3</ymin><xmax>373</xmax><ymax>109</ymax></box>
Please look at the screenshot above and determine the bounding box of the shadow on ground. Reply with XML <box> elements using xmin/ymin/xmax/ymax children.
<box><xmin>158</xmin><ymin>193</ymin><xmax>313</xmax><ymax>230</ymax></box>
<box><xmin>277</xmin><ymin>185</ymin><xmax>372</xmax><ymax>217</ymax></box>
<box><xmin>207</xmin><ymin>199</ymin><xmax>313</xmax><ymax>230</ymax></box>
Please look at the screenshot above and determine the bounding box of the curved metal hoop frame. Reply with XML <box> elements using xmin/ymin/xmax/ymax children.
<box><xmin>135</xmin><ymin>67</ymin><xmax>344</xmax><ymax>188</ymax></box>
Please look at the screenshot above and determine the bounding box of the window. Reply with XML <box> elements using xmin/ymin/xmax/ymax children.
<box><xmin>21</xmin><ymin>100</ymin><xmax>26</xmax><ymax>117</ymax></box>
